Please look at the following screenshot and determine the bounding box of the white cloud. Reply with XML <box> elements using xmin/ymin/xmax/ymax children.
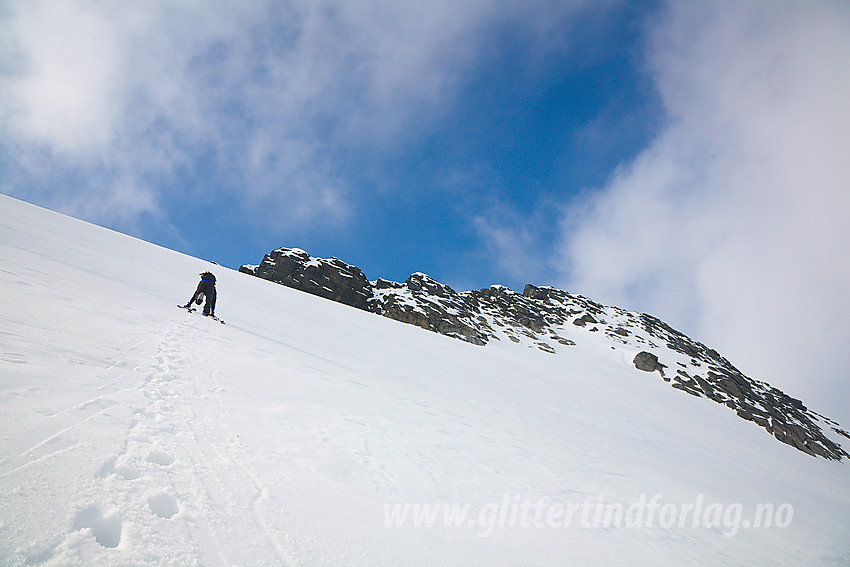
<box><xmin>0</xmin><ymin>0</ymin><xmax>240</xmax><ymax>223</ymax></box>
<box><xmin>1</xmin><ymin>0</ymin><xmax>592</xmax><ymax>233</ymax></box>
<box><xmin>473</xmin><ymin>203</ymin><xmax>554</xmax><ymax>285</ymax></box>
<box><xmin>3</xmin><ymin>1</ymin><xmax>120</xmax><ymax>153</ymax></box>
<box><xmin>560</xmin><ymin>1</ymin><xmax>850</xmax><ymax>424</ymax></box>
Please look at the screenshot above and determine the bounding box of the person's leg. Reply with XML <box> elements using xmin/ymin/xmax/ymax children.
<box><xmin>204</xmin><ymin>287</ymin><xmax>217</xmax><ymax>316</ymax></box>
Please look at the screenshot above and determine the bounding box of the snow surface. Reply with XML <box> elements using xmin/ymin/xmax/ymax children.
<box><xmin>0</xmin><ymin>193</ymin><xmax>848</xmax><ymax>566</ymax></box>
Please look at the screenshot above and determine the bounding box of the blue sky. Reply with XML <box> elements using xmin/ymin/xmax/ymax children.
<box><xmin>2</xmin><ymin>0</ymin><xmax>850</xmax><ymax>426</ymax></box>
<box><xmin>1</xmin><ymin>0</ymin><xmax>660</xmax><ymax>288</ymax></box>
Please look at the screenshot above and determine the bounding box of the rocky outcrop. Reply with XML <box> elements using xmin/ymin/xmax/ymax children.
<box><xmin>370</xmin><ymin>274</ymin><xmax>489</xmax><ymax>345</ymax></box>
<box><xmin>240</xmin><ymin>247</ymin><xmax>849</xmax><ymax>461</ymax></box>
<box><xmin>634</xmin><ymin>351</ymin><xmax>666</xmax><ymax>376</ymax></box>
<box><xmin>239</xmin><ymin>248</ymin><xmax>373</xmax><ymax>311</ymax></box>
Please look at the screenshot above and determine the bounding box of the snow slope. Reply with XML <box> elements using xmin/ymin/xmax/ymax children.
<box><xmin>1</xmin><ymin>193</ymin><xmax>848</xmax><ymax>566</ymax></box>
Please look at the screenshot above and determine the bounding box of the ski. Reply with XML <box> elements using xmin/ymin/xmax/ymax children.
<box><xmin>178</xmin><ymin>304</ymin><xmax>224</xmax><ymax>323</ymax></box>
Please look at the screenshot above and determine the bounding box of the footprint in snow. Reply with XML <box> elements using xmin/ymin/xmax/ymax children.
<box><xmin>146</xmin><ymin>451</ymin><xmax>175</xmax><ymax>466</ymax></box>
<box><xmin>72</xmin><ymin>505</ymin><xmax>122</xmax><ymax>548</ymax></box>
<box><xmin>157</xmin><ymin>423</ymin><xmax>178</xmax><ymax>435</ymax></box>
<box><xmin>96</xmin><ymin>459</ymin><xmax>141</xmax><ymax>481</ymax></box>
<box><xmin>147</xmin><ymin>492</ymin><xmax>179</xmax><ymax>519</ymax></box>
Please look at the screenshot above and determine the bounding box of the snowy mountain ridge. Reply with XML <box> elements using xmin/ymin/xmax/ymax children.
<box><xmin>3</xmin><ymin>194</ymin><xmax>849</xmax><ymax>566</ymax></box>
<box><xmin>241</xmin><ymin>247</ymin><xmax>849</xmax><ymax>461</ymax></box>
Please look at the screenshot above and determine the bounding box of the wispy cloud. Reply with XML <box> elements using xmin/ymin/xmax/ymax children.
<box><xmin>559</xmin><ymin>1</ymin><xmax>850</xmax><ymax>423</ymax></box>
<box><xmin>473</xmin><ymin>202</ymin><xmax>557</xmax><ymax>285</ymax></box>
<box><xmin>1</xmin><ymin>0</ymin><xmax>591</xmax><ymax>231</ymax></box>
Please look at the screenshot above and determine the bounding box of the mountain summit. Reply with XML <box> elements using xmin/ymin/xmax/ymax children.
<box><xmin>241</xmin><ymin>247</ymin><xmax>849</xmax><ymax>461</ymax></box>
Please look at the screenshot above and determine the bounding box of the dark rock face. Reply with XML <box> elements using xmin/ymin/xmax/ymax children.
<box><xmin>240</xmin><ymin>247</ymin><xmax>849</xmax><ymax>461</ymax></box>
<box><xmin>370</xmin><ymin>274</ymin><xmax>489</xmax><ymax>345</ymax></box>
<box><xmin>634</xmin><ymin>351</ymin><xmax>666</xmax><ymax>377</ymax></box>
<box><xmin>239</xmin><ymin>248</ymin><xmax>373</xmax><ymax>311</ymax></box>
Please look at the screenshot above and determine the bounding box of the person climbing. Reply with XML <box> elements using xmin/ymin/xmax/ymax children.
<box><xmin>182</xmin><ymin>271</ymin><xmax>217</xmax><ymax>316</ymax></box>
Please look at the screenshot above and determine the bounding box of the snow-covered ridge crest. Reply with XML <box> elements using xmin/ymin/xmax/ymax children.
<box><xmin>241</xmin><ymin>247</ymin><xmax>849</xmax><ymax>461</ymax></box>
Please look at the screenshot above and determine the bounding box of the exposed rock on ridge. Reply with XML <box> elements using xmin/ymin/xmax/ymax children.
<box><xmin>240</xmin><ymin>247</ymin><xmax>849</xmax><ymax>461</ymax></box>
<box><xmin>634</xmin><ymin>351</ymin><xmax>666</xmax><ymax>376</ymax></box>
<box><xmin>241</xmin><ymin>248</ymin><xmax>374</xmax><ymax>311</ymax></box>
